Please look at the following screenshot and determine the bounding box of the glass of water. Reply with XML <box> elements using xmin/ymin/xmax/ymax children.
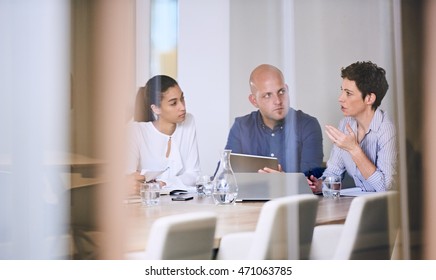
<box><xmin>195</xmin><ymin>175</ymin><xmax>212</xmax><ymax>197</ymax></box>
<box><xmin>322</xmin><ymin>176</ymin><xmax>342</xmax><ymax>198</ymax></box>
<box><xmin>140</xmin><ymin>182</ymin><xmax>160</xmax><ymax>206</ymax></box>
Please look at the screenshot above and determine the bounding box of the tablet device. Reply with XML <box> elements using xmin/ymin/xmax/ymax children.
<box><xmin>229</xmin><ymin>153</ymin><xmax>279</xmax><ymax>173</ymax></box>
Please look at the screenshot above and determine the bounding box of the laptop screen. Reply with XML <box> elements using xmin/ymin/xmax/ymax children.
<box><xmin>234</xmin><ymin>172</ymin><xmax>312</xmax><ymax>201</ymax></box>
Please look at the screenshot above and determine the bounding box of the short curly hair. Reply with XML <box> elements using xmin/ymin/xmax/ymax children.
<box><xmin>341</xmin><ymin>61</ymin><xmax>389</xmax><ymax>110</ymax></box>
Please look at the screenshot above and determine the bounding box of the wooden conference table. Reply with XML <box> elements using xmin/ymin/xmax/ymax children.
<box><xmin>124</xmin><ymin>193</ymin><xmax>354</xmax><ymax>252</ymax></box>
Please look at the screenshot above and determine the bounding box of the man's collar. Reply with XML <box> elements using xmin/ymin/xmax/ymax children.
<box><xmin>256</xmin><ymin>110</ymin><xmax>285</xmax><ymax>131</ymax></box>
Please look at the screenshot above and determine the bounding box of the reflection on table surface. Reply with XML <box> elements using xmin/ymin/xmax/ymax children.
<box><xmin>124</xmin><ymin>193</ymin><xmax>354</xmax><ymax>252</ymax></box>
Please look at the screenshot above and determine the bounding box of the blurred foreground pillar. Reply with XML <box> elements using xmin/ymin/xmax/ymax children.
<box><xmin>90</xmin><ymin>0</ymin><xmax>136</xmax><ymax>259</ymax></box>
<box><xmin>423</xmin><ymin>0</ymin><xmax>436</xmax><ymax>260</ymax></box>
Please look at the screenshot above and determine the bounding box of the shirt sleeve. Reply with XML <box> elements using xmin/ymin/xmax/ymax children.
<box><xmin>322</xmin><ymin>118</ymin><xmax>349</xmax><ymax>179</ymax></box>
<box><xmin>225</xmin><ymin>119</ymin><xmax>243</xmax><ymax>153</ymax></box>
<box><xmin>126</xmin><ymin>122</ymin><xmax>140</xmax><ymax>174</ymax></box>
<box><xmin>361</xmin><ymin>123</ymin><xmax>397</xmax><ymax>192</ymax></box>
<box><xmin>299</xmin><ymin>114</ymin><xmax>324</xmax><ymax>173</ymax></box>
<box><xmin>323</xmin><ymin>116</ymin><xmax>397</xmax><ymax>192</ymax></box>
<box><xmin>323</xmin><ymin>145</ymin><xmax>347</xmax><ymax>179</ymax></box>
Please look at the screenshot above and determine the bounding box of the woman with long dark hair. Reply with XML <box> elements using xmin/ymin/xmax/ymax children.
<box><xmin>127</xmin><ymin>75</ymin><xmax>201</xmax><ymax>191</ymax></box>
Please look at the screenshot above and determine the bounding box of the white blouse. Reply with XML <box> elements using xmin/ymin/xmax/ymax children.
<box><xmin>127</xmin><ymin>113</ymin><xmax>201</xmax><ymax>188</ymax></box>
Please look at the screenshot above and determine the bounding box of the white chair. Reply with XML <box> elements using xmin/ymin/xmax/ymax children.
<box><xmin>126</xmin><ymin>211</ymin><xmax>217</xmax><ymax>260</ymax></box>
<box><xmin>309</xmin><ymin>191</ymin><xmax>399</xmax><ymax>260</ymax></box>
<box><xmin>216</xmin><ymin>194</ymin><xmax>319</xmax><ymax>260</ymax></box>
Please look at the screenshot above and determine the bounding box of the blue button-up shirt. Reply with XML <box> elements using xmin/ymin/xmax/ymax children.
<box><xmin>225</xmin><ymin>108</ymin><xmax>323</xmax><ymax>173</ymax></box>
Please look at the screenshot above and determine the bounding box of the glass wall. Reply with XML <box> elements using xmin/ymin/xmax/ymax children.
<box><xmin>0</xmin><ymin>0</ymin><xmax>71</xmax><ymax>259</ymax></box>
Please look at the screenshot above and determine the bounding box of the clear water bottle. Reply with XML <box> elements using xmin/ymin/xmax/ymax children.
<box><xmin>212</xmin><ymin>149</ymin><xmax>238</xmax><ymax>205</ymax></box>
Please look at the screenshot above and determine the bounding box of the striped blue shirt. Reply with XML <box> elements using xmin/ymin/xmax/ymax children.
<box><xmin>323</xmin><ymin>109</ymin><xmax>397</xmax><ymax>192</ymax></box>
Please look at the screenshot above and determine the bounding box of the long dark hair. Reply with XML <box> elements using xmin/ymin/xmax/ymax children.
<box><xmin>134</xmin><ymin>75</ymin><xmax>179</xmax><ymax>122</ymax></box>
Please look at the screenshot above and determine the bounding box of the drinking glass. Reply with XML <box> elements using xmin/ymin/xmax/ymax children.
<box><xmin>322</xmin><ymin>176</ymin><xmax>342</xmax><ymax>198</ymax></box>
<box><xmin>195</xmin><ymin>175</ymin><xmax>212</xmax><ymax>197</ymax></box>
<box><xmin>140</xmin><ymin>182</ymin><xmax>160</xmax><ymax>206</ymax></box>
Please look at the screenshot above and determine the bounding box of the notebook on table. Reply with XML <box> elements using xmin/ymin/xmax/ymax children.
<box><xmin>229</xmin><ymin>153</ymin><xmax>279</xmax><ymax>173</ymax></box>
<box><xmin>234</xmin><ymin>172</ymin><xmax>313</xmax><ymax>202</ymax></box>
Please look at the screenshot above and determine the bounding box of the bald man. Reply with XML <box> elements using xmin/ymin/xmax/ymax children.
<box><xmin>225</xmin><ymin>64</ymin><xmax>323</xmax><ymax>174</ymax></box>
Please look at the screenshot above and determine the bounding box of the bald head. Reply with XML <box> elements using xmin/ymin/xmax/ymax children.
<box><xmin>249</xmin><ymin>64</ymin><xmax>285</xmax><ymax>94</ymax></box>
<box><xmin>247</xmin><ymin>64</ymin><xmax>289</xmax><ymax>129</ymax></box>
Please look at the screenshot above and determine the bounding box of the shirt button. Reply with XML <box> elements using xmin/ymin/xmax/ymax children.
<box><xmin>271</xmin><ymin>153</ymin><xmax>275</xmax><ymax>157</ymax></box>
<box><xmin>271</xmin><ymin>133</ymin><xmax>275</xmax><ymax>137</ymax></box>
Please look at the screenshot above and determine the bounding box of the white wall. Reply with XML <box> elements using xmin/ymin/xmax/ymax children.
<box><xmin>229</xmin><ymin>0</ymin><xmax>288</xmax><ymax>123</ymax></box>
<box><xmin>136</xmin><ymin>0</ymin><xmax>151</xmax><ymax>88</ymax></box>
<box><xmin>178</xmin><ymin>0</ymin><xmax>231</xmax><ymax>175</ymax></box>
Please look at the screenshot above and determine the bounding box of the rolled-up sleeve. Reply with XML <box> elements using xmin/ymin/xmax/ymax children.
<box><xmin>360</xmin><ymin>123</ymin><xmax>397</xmax><ymax>192</ymax></box>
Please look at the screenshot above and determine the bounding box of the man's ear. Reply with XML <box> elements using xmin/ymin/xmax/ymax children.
<box><xmin>248</xmin><ymin>94</ymin><xmax>258</xmax><ymax>108</ymax></box>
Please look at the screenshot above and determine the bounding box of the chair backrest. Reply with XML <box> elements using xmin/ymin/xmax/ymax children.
<box><xmin>248</xmin><ymin>194</ymin><xmax>319</xmax><ymax>260</ymax></box>
<box><xmin>334</xmin><ymin>191</ymin><xmax>399</xmax><ymax>259</ymax></box>
<box><xmin>145</xmin><ymin>211</ymin><xmax>217</xmax><ymax>260</ymax></box>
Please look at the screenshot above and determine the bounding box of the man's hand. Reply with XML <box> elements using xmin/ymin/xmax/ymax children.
<box><xmin>307</xmin><ymin>175</ymin><xmax>323</xmax><ymax>194</ymax></box>
<box><xmin>258</xmin><ymin>164</ymin><xmax>283</xmax><ymax>173</ymax></box>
